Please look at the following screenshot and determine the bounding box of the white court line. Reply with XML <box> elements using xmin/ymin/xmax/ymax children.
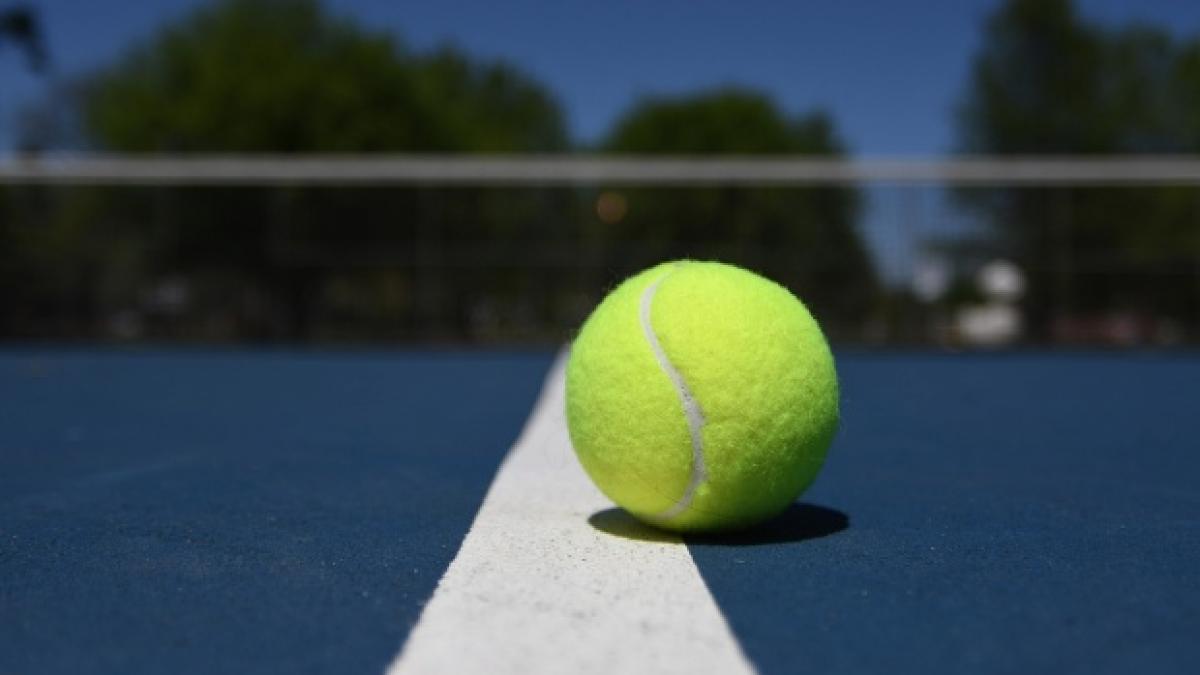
<box><xmin>387</xmin><ymin>354</ymin><xmax>755</xmax><ymax>675</ymax></box>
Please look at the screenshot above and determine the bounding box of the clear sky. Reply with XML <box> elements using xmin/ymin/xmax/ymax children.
<box><xmin>4</xmin><ymin>0</ymin><xmax>1200</xmax><ymax>153</ymax></box>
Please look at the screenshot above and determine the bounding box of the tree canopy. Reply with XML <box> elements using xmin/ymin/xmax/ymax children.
<box><xmin>600</xmin><ymin>90</ymin><xmax>877</xmax><ymax>333</ymax></box>
<box><xmin>84</xmin><ymin>0</ymin><xmax>566</xmax><ymax>153</ymax></box>
<box><xmin>958</xmin><ymin>0</ymin><xmax>1200</xmax><ymax>335</ymax></box>
<box><xmin>960</xmin><ymin>0</ymin><xmax>1200</xmax><ymax>155</ymax></box>
<box><xmin>7</xmin><ymin>0</ymin><xmax>573</xmax><ymax>341</ymax></box>
<box><xmin>606</xmin><ymin>89</ymin><xmax>842</xmax><ymax>155</ymax></box>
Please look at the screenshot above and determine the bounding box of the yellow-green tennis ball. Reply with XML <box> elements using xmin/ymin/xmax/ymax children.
<box><xmin>565</xmin><ymin>260</ymin><xmax>839</xmax><ymax>533</ymax></box>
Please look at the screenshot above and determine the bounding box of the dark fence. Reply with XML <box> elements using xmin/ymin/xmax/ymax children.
<box><xmin>3</xmin><ymin>156</ymin><xmax>1199</xmax><ymax>347</ymax></box>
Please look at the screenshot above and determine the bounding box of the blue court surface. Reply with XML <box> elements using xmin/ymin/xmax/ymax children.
<box><xmin>2</xmin><ymin>349</ymin><xmax>1198</xmax><ymax>674</ymax></box>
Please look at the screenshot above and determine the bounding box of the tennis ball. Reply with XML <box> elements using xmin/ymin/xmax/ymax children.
<box><xmin>565</xmin><ymin>260</ymin><xmax>839</xmax><ymax>533</ymax></box>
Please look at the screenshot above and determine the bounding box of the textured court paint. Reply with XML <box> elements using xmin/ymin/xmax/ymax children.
<box><xmin>390</xmin><ymin>356</ymin><xmax>754</xmax><ymax>675</ymax></box>
<box><xmin>689</xmin><ymin>353</ymin><xmax>1200</xmax><ymax>675</ymax></box>
<box><xmin>8</xmin><ymin>350</ymin><xmax>1196</xmax><ymax>675</ymax></box>
<box><xmin>0</xmin><ymin>349</ymin><xmax>552</xmax><ymax>675</ymax></box>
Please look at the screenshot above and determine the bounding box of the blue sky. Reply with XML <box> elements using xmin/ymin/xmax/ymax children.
<box><xmin>4</xmin><ymin>0</ymin><xmax>1200</xmax><ymax>153</ymax></box>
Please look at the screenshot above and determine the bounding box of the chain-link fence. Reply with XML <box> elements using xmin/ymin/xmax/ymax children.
<box><xmin>3</xmin><ymin>156</ymin><xmax>1198</xmax><ymax>346</ymax></box>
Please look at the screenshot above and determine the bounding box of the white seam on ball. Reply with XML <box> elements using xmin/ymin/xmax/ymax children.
<box><xmin>639</xmin><ymin>265</ymin><xmax>707</xmax><ymax>520</ymax></box>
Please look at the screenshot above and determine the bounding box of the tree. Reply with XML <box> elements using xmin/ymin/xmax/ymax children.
<box><xmin>12</xmin><ymin>0</ymin><xmax>569</xmax><ymax>341</ymax></box>
<box><xmin>600</xmin><ymin>89</ymin><xmax>877</xmax><ymax>335</ymax></box>
<box><xmin>83</xmin><ymin>0</ymin><xmax>566</xmax><ymax>154</ymax></box>
<box><xmin>958</xmin><ymin>0</ymin><xmax>1200</xmax><ymax>339</ymax></box>
<box><xmin>959</xmin><ymin>0</ymin><xmax>1107</xmax><ymax>155</ymax></box>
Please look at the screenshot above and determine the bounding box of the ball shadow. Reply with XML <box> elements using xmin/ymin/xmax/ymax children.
<box><xmin>686</xmin><ymin>503</ymin><xmax>850</xmax><ymax>546</ymax></box>
<box><xmin>587</xmin><ymin>508</ymin><xmax>680</xmax><ymax>543</ymax></box>
<box><xmin>588</xmin><ymin>502</ymin><xmax>849</xmax><ymax>546</ymax></box>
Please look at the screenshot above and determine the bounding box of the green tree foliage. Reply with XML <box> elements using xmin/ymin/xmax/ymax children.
<box><xmin>600</xmin><ymin>90</ymin><xmax>876</xmax><ymax>334</ymax></box>
<box><xmin>959</xmin><ymin>0</ymin><xmax>1200</xmax><ymax>335</ymax></box>
<box><xmin>11</xmin><ymin>0</ymin><xmax>569</xmax><ymax>340</ymax></box>
<box><xmin>960</xmin><ymin>0</ymin><xmax>1106</xmax><ymax>154</ymax></box>
<box><xmin>84</xmin><ymin>0</ymin><xmax>565</xmax><ymax>153</ymax></box>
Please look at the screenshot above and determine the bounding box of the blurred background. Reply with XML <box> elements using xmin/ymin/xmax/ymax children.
<box><xmin>1</xmin><ymin>0</ymin><xmax>1198</xmax><ymax>347</ymax></box>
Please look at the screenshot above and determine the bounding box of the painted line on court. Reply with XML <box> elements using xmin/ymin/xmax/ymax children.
<box><xmin>387</xmin><ymin>354</ymin><xmax>754</xmax><ymax>675</ymax></box>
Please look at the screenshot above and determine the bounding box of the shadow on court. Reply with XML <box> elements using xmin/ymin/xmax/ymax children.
<box><xmin>588</xmin><ymin>503</ymin><xmax>849</xmax><ymax>546</ymax></box>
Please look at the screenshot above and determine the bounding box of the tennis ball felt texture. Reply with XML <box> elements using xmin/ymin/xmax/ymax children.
<box><xmin>565</xmin><ymin>260</ymin><xmax>839</xmax><ymax>533</ymax></box>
